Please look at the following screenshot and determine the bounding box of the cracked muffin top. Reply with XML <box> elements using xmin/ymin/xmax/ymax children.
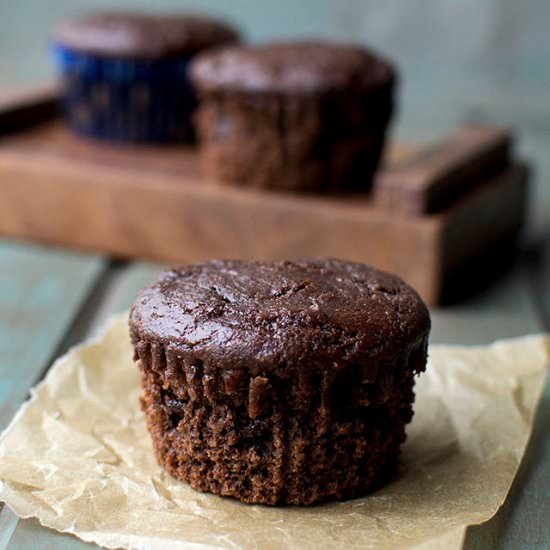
<box><xmin>190</xmin><ymin>40</ymin><xmax>395</xmax><ymax>94</ymax></box>
<box><xmin>129</xmin><ymin>259</ymin><xmax>430</xmax><ymax>373</ymax></box>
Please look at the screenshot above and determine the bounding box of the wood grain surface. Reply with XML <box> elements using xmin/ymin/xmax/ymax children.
<box><xmin>373</xmin><ymin>125</ymin><xmax>511</xmax><ymax>214</ymax></box>
<box><xmin>0</xmin><ymin>120</ymin><xmax>529</xmax><ymax>305</ymax></box>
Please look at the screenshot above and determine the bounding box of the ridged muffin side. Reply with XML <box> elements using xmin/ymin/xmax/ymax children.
<box><xmin>132</xmin><ymin>336</ymin><xmax>428</xmax><ymax>505</ymax></box>
<box><xmin>130</xmin><ymin>259</ymin><xmax>429</xmax><ymax>505</ymax></box>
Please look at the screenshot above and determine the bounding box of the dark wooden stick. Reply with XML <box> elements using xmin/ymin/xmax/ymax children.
<box><xmin>373</xmin><ymin>125</ymin><xmax>512</xmax><ymax>215</ymax></box>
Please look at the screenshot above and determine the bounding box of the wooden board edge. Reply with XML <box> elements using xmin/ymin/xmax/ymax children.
<box><xmin>0</xmin><ymin>156</ymin><xmax>443</xmax><ymax>303</ymax></box>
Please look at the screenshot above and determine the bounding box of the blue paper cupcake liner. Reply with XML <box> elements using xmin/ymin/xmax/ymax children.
<box><xmin>53</xmin><ymin>45</ymin><xmax>197</xmax><ymax>143</ymax></box>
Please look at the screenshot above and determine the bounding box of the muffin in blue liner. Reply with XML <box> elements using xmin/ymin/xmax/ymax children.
<box><xmin>52</xmin><ymin>13</ymin><xmax>240</xmax><ymax>143</ymax></box>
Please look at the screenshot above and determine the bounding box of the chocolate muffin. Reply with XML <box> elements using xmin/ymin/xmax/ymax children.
<box><xmin>129</xmin><ymin>259</ymin><xmax>430</xmax><ymax>505</ymax></box>
<box><xmin>190</xmin><ymin>41</ymin><xmax>396</xmax><ymax>191</ymax></box>
<box><xmin>53</xmin><ymin>12</ymin><xmax>240</xmax><ymax>142</ymax></box>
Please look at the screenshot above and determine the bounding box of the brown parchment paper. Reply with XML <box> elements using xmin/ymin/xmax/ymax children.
<box><xmin>0</xmin><ymin>314</ymin><xmax>548</xmax><ymax>550</ymax></box>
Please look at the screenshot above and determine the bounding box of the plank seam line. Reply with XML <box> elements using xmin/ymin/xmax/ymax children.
<box><xmin>37</xmin><ymin>259</ymin><xmax>127</xmax><ymax>384</ymax></box>
<box><xmin>0</xmin><ymin>258</ymin><xmax>125</xmax><ymax>549</ymax></box>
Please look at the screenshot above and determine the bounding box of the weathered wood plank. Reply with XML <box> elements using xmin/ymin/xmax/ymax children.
<box><xmin>469</xmin><ymin>236</ymin><xmax>550</xmax><ymax>550</ymax></box>
<box><xmin>435</xmin><ymin>258</ymin><xmax>547</xmax><ymax>549</ymax></box>
<box><xmin>4</xmin><ymin>262</ymin><xmax>160</xmax><ymax>550</ymax></box>
<box><xmin>430</xmin><ymin>264</ymin><xmax>541</xmax><ymax>345</ymax></box>
<box><xmin>7</xmin><ymin>518</ymin><xmax>93</xmax><ymax>550</ymax></box>
<box><xmin>532</xmin><ymin>235</ymin><xmax>550</xmax><ymax>331</ymax></box>
<box><xmin>0</xmin><ymin>240</ymin><xmax>106</xmax><ymax>549</ymax></box>
<box><xmin>0</xmin><ymin>508</ymin><xmax>18</xmax><ymax>549</ymax></box>
<box><xmin>0</xmin><ymin>240</ymin><xmax>105</xmax><ymax>429</ymax></box>
<box><xmin>85</xmin><ymin>262</ymin><xmax>164</xmax><ymax>336</ymax></box>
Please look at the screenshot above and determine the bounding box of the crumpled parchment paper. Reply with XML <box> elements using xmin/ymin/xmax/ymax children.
<box><xmin>0</xmin><ymin>314</ymin><xmax>548</xmax><ymax>550</ymax></box>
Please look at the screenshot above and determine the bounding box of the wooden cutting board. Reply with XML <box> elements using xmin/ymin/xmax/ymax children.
<box><xmin>0</xmin><ymin>88</ymin><xmax>528</xmax><ymax>304</ymax></box>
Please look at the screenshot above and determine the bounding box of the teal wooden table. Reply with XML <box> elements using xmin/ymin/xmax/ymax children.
<box><xmin>0</xmin><ymin>235</ymin><xmax>548</xmax><ymax>549</ymax></box>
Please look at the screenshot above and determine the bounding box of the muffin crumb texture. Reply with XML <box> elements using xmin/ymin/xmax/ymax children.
<box><xmin>130</xmin><ymin>259</ymin><xmax>430</xmax><ymax>505</ymax></box>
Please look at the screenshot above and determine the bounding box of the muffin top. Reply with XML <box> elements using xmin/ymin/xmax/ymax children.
<box><xmin>190</xmin><ymin>40</ymin><xmax>395</xmax><ymax>94</ymax></box>
<box><xmin>130</xmin><ymin>259</ymin><xmax>429</xmax><ymax>372</ymax></box>
<box><xmin>53</xmin><ymin>12</ymin><xmax>240</xmax><ymax>59</ymax></box>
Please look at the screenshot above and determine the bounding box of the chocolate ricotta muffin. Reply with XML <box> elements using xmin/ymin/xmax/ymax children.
<box><xmin>53</xmin><ymin>12</ymin><xmax>240</xmax><ymax>142</ymax></box>
<box><xmin>190</xmin><ymin>41</ymin><xmax>396</xmax><ymax>191</ymax></box>
<box><xmin>130</xmin><ymin>259</ymin><xmax>430</xmax><ymax>505</ymax></box>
